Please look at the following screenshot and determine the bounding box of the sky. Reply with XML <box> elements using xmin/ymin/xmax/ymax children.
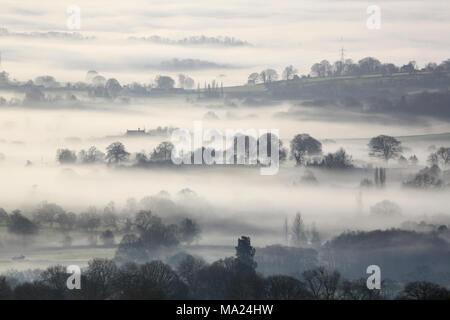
<box><xmin>0</xmin><ymin>0</ymin><xmax>449</xmax><ymax>85</ymax></box>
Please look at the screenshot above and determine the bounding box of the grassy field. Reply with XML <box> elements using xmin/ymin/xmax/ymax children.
<box><xmin>0</xmin><ymin>246</ymin><xmax>116</xmax><ymax>273</ymax></box>
<box><xmin>222</xmin><ymin>71</ymin><xmax>450</xmax><ymax>95</ymax></box>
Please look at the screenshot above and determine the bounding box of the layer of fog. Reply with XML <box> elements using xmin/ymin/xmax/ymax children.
<box><xmin>1</xmin><ymin>100</ymin><xmax>449</xmax><ymax>249</ymax></box>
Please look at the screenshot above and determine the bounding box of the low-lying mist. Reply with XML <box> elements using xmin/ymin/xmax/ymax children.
<box><xmin>1</xmin><ymin>99</ymin><xmax>449</xmax><ymax>252</ymax></box>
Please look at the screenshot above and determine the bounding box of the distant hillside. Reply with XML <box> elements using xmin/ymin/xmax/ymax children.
<box><xmin>225</xmin><ymin>72</ymin><xmax>450</xmax><ymax>100</ymax></box>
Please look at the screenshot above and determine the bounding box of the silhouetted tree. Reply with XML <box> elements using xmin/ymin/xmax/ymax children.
<box><xmin>105</xmin><ymin>78</ymin><xmax>122</xmax><ymax>99</ymax></box>
<box><xmin>235</xmin><ymin>236</ymin><xmax>257</xmax><ymax>270</ymax></box>
<box><xmin>84</xmin><ymin>259</ymin><xmax>118</xmax><ymax>299</ymax></box>
<box><xmin>40</xmin><ymin>265</ymin><xmax>70</xmax><ymax>298</ymax></box>
<box><xmin>396</xmin><ymin>281</ymin><xmax>450</xmax><ymax>300</ymax></box>
<box><xmin>265</xmin><ymin>275</ymin><xmax>313</xmax><ymax>299</ymax></box>
<box><xmin>403</xmin><ymin>165</ymin><xmax>443</xmax><ymax>188</ymax></box>
<box><xmin>368</xmin><ymin>135</ymin><xmax>402</xmax><ymax>162</ymax></box>
<box><xmin>358</xmin><ymin>57</ymin><xmax>381</xmax><ymax>75</ymax></box>
<box><xmin>340</xmin><ymin>278</ymin><xmax>382</xmax><ymax>300</ymax></box>
<box><xmin>313</xmin><ymin>148</ymin><xmax>353</xmax><ymax>169</ymax></box>
<box><xmin>247</xmin><ymin>72</ymin><xmax>259</xmax><ymax>84</ymax></box>
<box><xmin>56</xmin><ymin>149</ymin><xmax>77</xmax><ymax>164</ymax></box>
<box><xmin>106</xmin><ymin>142</ymin><xmax>130</xmax><ymax>164</ymax></box>
<box><xmin>155</xmin><ymin>76</ymin><xmax>175</xmax><ymax>90</ymax></box>
<box><xmin>0</xmin><ymin>276</ymin><xmax>12</xmax><ymax>300</ymax></box>
<box><xmin>138</xmin><ymin>261</ymin><xmax>187</xmax><ymax>299</ymax></box>
<box><xmin>78</xmin><ymin>146</ymin><xmax>104</xmax><ymax>164</ymax></box>
<box><xmin>8</xmin><ymin>210</ymin><xmax>38</xmax><ymax>238</ymax></box>
<box><xmin>150</xmin><ymin>141</ymin><xmax>174</xmax><ymax>162</ymax></box>
<box><xmin>302</xmin><ymin>267</ymin><xmax>341</xmax><ymax>300</ymax></box>
<box><xmin>260</xmin><ymin>69</ymin><xmax>278</xmax><ymax>83</ymax></box>
<box><xmin>34</xmin><ymin>202</ymin><xmax>65</xmax><ymax>227</ymax></box>
<box><xmin>428</xmin><ymin>147</ymin><xmax>450</xmax><ymax>169</ymax></box>
<box><xmin>290</xmin><ymin>134</ymin><xmax>322</xmax><ymax>166</ymax></box>
<box><xmin>282</xmin><ymin>65</ymin><xmax>298</xmax><ymax>80</ymax></box>
<box><xmin>176</xmin><ymin>254</ymin><xmax>207</xmax><ymax>287</ymax></box>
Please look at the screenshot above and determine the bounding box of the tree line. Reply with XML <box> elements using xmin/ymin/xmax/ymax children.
<box><xmin>247</xmin><ymin>57</ymin><xmax>450</xmax><ymax>84</ymax></box>
<box><xmin>52</xmin><ymin>134</ymin><xmax>450</xmax><ymax>190</ymax></box>
<box><xmin>1</xmin><ymin>235</ymin><xmax>449</xmax><ymax>300</ymax></box>
<box><xmin>0</xmin><ymin>201</ymin><xmax>201</xmax><ymax>251</ymax></box>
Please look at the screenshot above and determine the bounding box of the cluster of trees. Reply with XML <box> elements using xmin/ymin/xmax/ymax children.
<box><xmin>4</xmin><ymin>210</ymin><xmax>38</xmax><ymax>239</ymax></box>
<box><xmin>289</xmin><ymin>133</ymin><xmax>405</xmax><ymax>168</ymax></box>
<box><xmin>404</xmin><ymin>165</ymin><xmax>444</xmax><ymax>189</ymax></box>
<box><xmin>310</xmin><ymin>57</ymin><xmax>450</xmax><ymax>78</ymax></box>
<box><xmin>0</xmin><ymin>200</ymin><xmax>201</xmax><ymax>251</ymax></box>
<box><xmin>308</xmin><ymin>148</ymin><xmax>353</xmax><ymax>169</ymax></box>
<box><xmin>115</xmin><ymin>210</ymin><xmax>201</xmax><ymax>263</ymax></box>
<box><xmin>57</xmin><ymin>133</ymin><xmax>288</xmax><ymax>167</ymax></box>
<box><xmin>428</xmin><ymin>147</ymin><xmax>450</xmax><ymax>169</ymax></box>
<box><xmin>400</xmin><ymin>146</ymin><xmax>449</xmax><ymax>189</ymax></box>
<box><xmin>55</xmin><ymin>133</ymin><xmax>435</xmax><ymax>172</ymax></box>
<box><xmin>247</xmin><ymin>57</ymin><xmax>450</xmax><ymax>85</ymax></box>
<box><xmin>1</xmin><ymin>235</ymin><xmax>449</xmax><ymax>300</ymax></box>
<box><xmin>87</xmin><ymin>73</ymin><xmax>197</xmax><ymax>97</ymax></box>
<box><xmin>248</xmin><ymin>69</ymin><xmax>280</xmax><ymax>84</ymax></box>
<box><xmin>85</xmin><ymin>71</ymin><xmax>195</xmax><ymax>92</ymax></box>
<box><xmin>0</xmin><ymin>69</ymin><xmax>201</xmax><ymax>106</ymax></box>
<box><xmin>57</xmin><ymin>143</ymin><xmax>131</xmax><ymax>165</ymax></box>
<box><xmin>0</xmin><ymin>205</ymin><xmax>115</xmax><ymax>246</ymax></box>
<box><xmin>288</xmin><ymin>134</ymin><xmax>356</xmax><ymax>168</ymax></box>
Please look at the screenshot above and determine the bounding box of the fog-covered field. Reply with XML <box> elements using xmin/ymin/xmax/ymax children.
<box><xmin>1</xmin><ymin>98</ymin><xmax>449</xmax><ymax>273</ymax></box>
<box><xmin>0</xmin><ymin>0</ymin><xmax>449</xmax><ymax>300</ymax></box>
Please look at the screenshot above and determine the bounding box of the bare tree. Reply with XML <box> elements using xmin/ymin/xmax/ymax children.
<box><xmin>282</xmin><ymin>65</ymin><xmax>298</xmax><ymax>80</ymax></box>
<box><xmin>247</xmin><ymin>72</ymin><xmax>259</xmax><ymax>84</ymax></box>
<box><xmin>106</xmin><ymin>142</ymin><xmax>130</xmax><ymax>164</ymax></box>
<box><xmin>259</xmin><ymin>69</ymin><xmax>278</xmax><ymax>83</ymax></box>
<box><xmin>428</xmin><ymin>147</ymin><xmax>450</xmax><ymax>169</ymax></box>
<box><xmin>302</xmin><ymin>267</ymin><xmax>341</xmax><ymax>299</ymax></box>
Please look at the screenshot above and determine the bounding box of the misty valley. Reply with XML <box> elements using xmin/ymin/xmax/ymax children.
<box><xmin>0</xmin><ymin>0</ymin><xmax>450</xmax><ymax>302</ymax></box>
<box><xmin>1</xmin><ymin>68</ymin><xmax>450</xmax><ymax>300</ymax></box>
